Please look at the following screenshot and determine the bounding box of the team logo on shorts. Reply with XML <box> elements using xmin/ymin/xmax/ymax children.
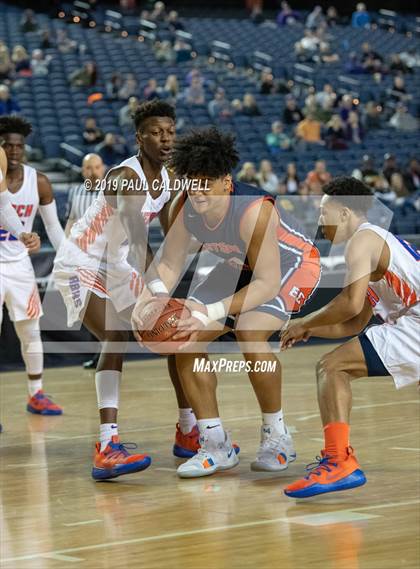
<box><xmin>69</xmin><ymin>276</ymin><xmax>82</xmax><ymax>308</ymax></box>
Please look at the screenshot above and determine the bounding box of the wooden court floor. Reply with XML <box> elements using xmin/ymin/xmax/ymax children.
<box><xmin>0</xmin><ymin>344</ymin><xmax>419</xmax><ymax>569</ymax></box>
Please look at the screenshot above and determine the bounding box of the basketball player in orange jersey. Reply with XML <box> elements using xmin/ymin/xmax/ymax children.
<box><xmin>133</xmin><ymin>127</ymin><xmax>321</xmax><ymax>478</ymax></box>
<box><xmin>281</xmin><ymin>176</ymin><xmax>419</xmax><ymax>498</ymax></box>
<box><xmin>54</xmin><ymin>100</ymin><xmax>197</xmax><ymax>480</ymax></box>
<box><xmin>0</xmin><ymin>116</ymin><xmax>64</xmax><ymax>417</ymax></box>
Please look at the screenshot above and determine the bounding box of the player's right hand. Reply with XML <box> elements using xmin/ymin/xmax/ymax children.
<box><xmin>20</xmin><ymin>232</ymin><xmax>41</xmax><ymax>254</ymax></box>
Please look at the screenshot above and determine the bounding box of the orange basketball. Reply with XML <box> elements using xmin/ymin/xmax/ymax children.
<box><xmin>138</xmin><ymin>297</ymin><xmax>191</xmax><ymax>354</ymax></box>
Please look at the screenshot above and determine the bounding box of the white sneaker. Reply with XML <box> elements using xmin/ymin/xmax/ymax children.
<box><xmin>177</xmin><ymin>432</ymin><xmax>239</xmax><ymax>479</ymax></box>
<box><xmin>250</xmin><ymin>425</ymin><xmax>296</xmax><ymax>472</ymax></box>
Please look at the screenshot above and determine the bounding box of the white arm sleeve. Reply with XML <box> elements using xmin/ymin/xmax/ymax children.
<box><xmin>0</xmin><ymin>190</ymin><xmax>25</xmax><ymax>238</ymax></box>
<box><xmin>39</xmin><ymin>200</ymin><xmax>65</xmax><ymax>251</ymax></box>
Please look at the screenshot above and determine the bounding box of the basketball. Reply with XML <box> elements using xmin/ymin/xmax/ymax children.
<box><xmin>138</xmin><ymin>297</ymin><xmax>191</xmax><ymax>353</ymax></box>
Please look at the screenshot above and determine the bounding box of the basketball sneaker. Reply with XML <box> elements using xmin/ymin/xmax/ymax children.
<box><xmin>177</xmin><ymin>431</ymin><xmax>239</xmax><ymax>478</ymax></box>
<box><xmin>27</xmin><ymin>390</ymin><xmax>63</xmax><ymax>415</ymax></box>
<box><xmin>173</xmin><ymin>424</ymin><xmax>241</xmax><ymax>459</ymax></box>
<box><xmin>251</xmin><ymin>425</ymin><xmax>296</xmax><ymax>472</ymax></box>
<box><xmin>284</xmin><ymin>447</ymin><xmax>367</xmax><ymax>498</ymax></box>
<box><xmin>92</xmin><ymin>436</ymin><xmax>151</xmax><ymax>480</ymax></box>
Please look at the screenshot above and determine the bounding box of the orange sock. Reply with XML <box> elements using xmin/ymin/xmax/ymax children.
<box><xmin>324</xmin><ymin>422</ymin><xmax>350</xmax><ymax>461</ymax></box>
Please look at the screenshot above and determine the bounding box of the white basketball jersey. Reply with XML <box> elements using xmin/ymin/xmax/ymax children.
<box><xmin>58</xmin><ymin>155</ymin><xmax>170</xmax><ymax>266</ymax></box>
<box><xmin>357</xmin><ymin>222</ymin><xmax>420</xmax><ymax>323</ymax></box>
<box><xmin>0</xmin><ymin>164</ymin><xmax>39</xmax><ymax>262</ymax></box>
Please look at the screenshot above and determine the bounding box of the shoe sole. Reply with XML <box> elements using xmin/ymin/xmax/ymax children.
<box><xmin>177</xmin><ymin>457</ymin><xmax>239</xmax><ymax>479</ymax></box>
<box><xmin>92</xmin><ymin>457</ymin><xmax>152</xmax><ymax>480</ymax></box>
<box><xmin>27</xmin><ymin>405</ymin><xmax>63</xmax><ymax>416</ymax></box>
<box><xmin>173</xmin><ymin>444</ymin><xmax>241</xmax><ymax>459</ymax></box>
<box><xmin>250</xmin><ymin>453</ymin><xmax>297</xmax><ymax>472</ymax></box>
<box><xmin>284</xmin><ymin>469</ymin><xmax>367</xmax><ymax>498</ymax></box>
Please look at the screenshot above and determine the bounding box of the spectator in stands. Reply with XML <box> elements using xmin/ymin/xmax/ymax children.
<box><xmin>162</xmin><ymin>74</ymin><xmax>179</xmax><ymax>102</ymax></box>
<box><xmin>155</xmin><ymin>41</ymin><xmax>175</xmax><ymax>64</ymax></box>
<box><xmin>389</xmin><ymin>54</ymin><xmax>411</xmax><ymax>75</ymax></box>
<box><xmin>399</xmin><ymin>49</ymin><xmax>420</xmax><ymax>72</ymax></box>
<box><xmin>266</xmin><ymin>121</ymin><xmax>292</xmax><ymax>155</ymax></box>
<box><xmin>360</xmin><ymin>42</ymin><xmax>383</xmax><ymax>65</ymax></box>
<box><xmin>388</xmin><ymin>76</ymin><xmax>411</xmax><ymax>104</ymax></box>
<box><xmin>183</xmin><ymin>75</ymin><xmax>205</xmax><ymax>105</ymax></box>
<box><xmin>57</xmin><ymin>30</ymin><xmax>77</xmax><ymax>54</ymax></box>
<box><xmin>119</xmin><ymin>73</ymin><xmax>139</xmax><ymax>100</ymax></box>
<box><xmin>346</xmin><ymin>111</ymin><xmax>363</xmax><ymax>144</ymax></box>
<box><xmin>388</xmin><ymin>172</ymin><xmax>408</xmax><ymax>200</ymax></box>
<box><xmin>241</xmin><ymin>93</ymin><xmax>261</xmax><ymax>116</ymax></box>
<box><xmin>30</xmin><ymin>49</ymin><xmax>51</xmax><ymax>77</ymax></box>
<box><xmin>306</xmin><ymin>6</ymin><xmax>324</xmax><ymax>30</ymax></box>
<box><xmin>304</xmin><ymin>93</ymin><xmax>331</xmax><ymax>123</ymax></box>
<box><xmin>283</xmin><ymin>96</ymin><xmax>303</xmax><ymax>125</ymax></box>
<box><xmin>351</xmin><ymin>3</ymin><xmax>370</xmax><ymax>28</ymax></box>
<box><xmin>167</xmin><ymin>10</ymin><xmax>184</xmax><ymax>32</ymax></box>
<box><xmin>277</xmin><ymin>1</ymin><xmax>300</xmax><ymax>26</ymax></box>
<box><xmin>257</xmin><ymin>159</ymin><xmax>280</xmax><ymax>195</ymax></box>
<box><xmin>0</xmin><ymin>85</ymin><xmax>21</xmax><ymax>115</ymax></box>
<box><xmin>382</xmin><ymin>153</ymin><xmax>401</xmax><ymax>184</ymax></box>
<box><xmin>363</xmin><ymin>101</ymin><xmax>382</xmax><ymax>130</ymax></box>
<box><xmin>326</xmin><ymin>6</ymin><xmax>339</xmax><ymax>26</ymax></box>
<box><xmin>295</xmin><ymin>29</ymin><xmax>320</xmax><ymax>62</ymax></box>
<box><xmin>119</xmin><ymin>96</ymin><xmax>138</xmax><ymax>128</ymax></box>
<box><xmin>389</xmin><ymin>104</ymin><xmax>418</xmax><ymax>132</ymax></box>
<box><xmin>338</xmin><ymin>94</ymin><xmax>354</xmax><ymax>123</ymax></box>
<box><xmin>352</xmin><ymin>154</ymin><xmax>380</xmax><ymax>185</ymax></box>
<box><xmin>174</xmin><ymin>39</ymin><xmax>192</xmax><ymax>62</ymax></box>
<box><xmin>83</xmin><ymin>118</ymin><xmax>104</xmax><ymax>146</ymax></box>
<box><xmin>344</xmin><ymin>51</ymin><xmax>365</xmax><ymax>74</ymax></box>
<box><xmin>318</xmin><ymin>41</ymin><xmax>340</xmax><ymax>64</ymax></box>
<box><xmin>95</xmin><ymin>133</ymin><xmax>127</xmax><ymax>168</ymax></box>
<box><xmin>105</xmin><ymin>72</ymin><xmax>123</xmax><ymax>100</ymax></box>
<box><xmin>403</xmin><ymin>159</ymin><xmax>420</xmax><ymax>194</ymax></box>
<box><xmin>237</xmin><ymin>162</ymin><xmax>259</xmax><ymax>186</ymax></box>
<box><xmin>20</xmin><ymin>9</ymin><xmax>38</xmax><ymax>33</ymax></box>
<box><xmin>11</xmin><ymin>45</ymin><xmax>31</xmax><ymax>75</ymax></box>
<box><xmin>304</xmin><ymin>160</ymin><xmax>331</xmax><ymax>194</ymax></box>
<box><xmin>0</xmin><ymin>45</ymin><xmax>12</xmax><ymax>83</ymax></box>
<box><xmin>325</xmin><ymin>114</ymin><xmax>347</xmax><ymax>150</ymax></box>
<box><xmin>40</xmin><ymin>30</ymin><xmax>53</xmax><ymax>50</ymax></box>
<box><xmin>315</xmin><ymin>83</ymin><xmax>336</xmax><ymax>110</ymax></box>
<box><xmin>280</xmin><ymin>162</ymin><xmax>301</xmax><ymax>195</ymax></box>
<box><xmin>208</xmin><ymin>88</ymin><xmax>231</xmax><ymax>119</ymax></box>
<box><xmin>143</xmin><ymin>78</ymin><xmax>160</xmax><ymax>101</ymax></box>
<box><xmin>259</xmin><ymin>69</ymin><xmax>275</xmax><ymax>95</ymax></box>
<box><xmin>185</xmin><ymin>67</ymin><xmax>205</xmax><ymax>87</ymax></box>
<box><xmin>70</xmin><ymin>62</ymin><xmax>97</xmax><ymax>88</ymax></box>
<box><xmin>150</xmin><ymin>1</ymin><xmax>167</xmax><ymax>22</ymax></box>
<box><xmin>296</xmin><ymin>113</ymin><xmax>323</xmax><ymax>148</ymax></box>
<box><xmin>231</xmin><ymin>99</ymin><xmax>243</xmax><ymax>114</ymax></box>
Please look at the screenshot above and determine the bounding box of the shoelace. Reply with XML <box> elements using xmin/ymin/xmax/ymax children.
<box><xmin>106</xmin><ymin>441</ymin><xmax>138</xmax><ymax>458</ymax></box>
<box><xmin>304</xmin><ymin>455</ymin><xmax>338</xmax><ymax>480</ymax></box>
<box><xmin>34</xmin><ymin>392</ymin><xmax>54</xmax><ymax>403</ymax></box>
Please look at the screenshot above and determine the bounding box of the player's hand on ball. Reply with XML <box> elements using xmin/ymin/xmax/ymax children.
<box><xmin>172</xmin><ymin>300</ymin><xmax>207</xmax><ymax>344</ymax></box>
<box><xmin>20</xmin><ymin>232</ymin><xmax>41</xmax><ymax>254</ymax></box>
<box><xmin>280</xmin><ymin>318</ymin><xmax>311</xmax><ymax>350</ymax></box>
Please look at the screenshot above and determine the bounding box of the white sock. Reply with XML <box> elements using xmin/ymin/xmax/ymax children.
<box><xmin>28</xmin><ymin>379</ymin><xmax>43</xmax><ymax>397</ymax></box>
<box><xmin>197</xmin><ymin>417</ymin><xmax>225</xmax><ymax>445</ymax></box>
<box><xmin>262</xmin><ymin>409</ymin><xmax>287</xmax><ymax>436</ymax></box>
<box><xmin>100</xmin><ymin>423</ymin><xmax>118</xmax><ymax>452</ymax></box>
<box><xmin>179</xmin><ymin>408</ymin><xmax>197</xmax><ymax>434</ymax></box>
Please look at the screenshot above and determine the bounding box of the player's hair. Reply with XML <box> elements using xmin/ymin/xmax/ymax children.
<box><xmin>169</xmin><ymin>127</ymin><xmax>240</xmax><ymax>178</ymax></box>
<box><xmin>0</xmin><ymin>115</ymin><xmax>32</xmax><ymax>138</ymax></box>
<box><xmin>322</xmin><ymin>176</ymin><xmax>373</xmax><ymax>214</ymax></box>
<box><xmin>133</xmin><ymin>99</ymin><xmax>176</xmax><ymax>131</ymax></box>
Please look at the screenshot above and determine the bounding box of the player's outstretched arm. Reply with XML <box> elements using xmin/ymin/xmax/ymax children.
<box><xmin>37</xmin><ymin>172</ymin><xmax>65</xmax><ymax>250</ymax></box>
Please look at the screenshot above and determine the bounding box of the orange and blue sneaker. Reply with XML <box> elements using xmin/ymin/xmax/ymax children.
<box><xmin>284</xmin><ymin>447</ymin><xmax>366</xmax><ymax>498</ymax></box>
<box><xmin>173</xmin><ymin>424</ymin><xmax>240</xmax><ymax>458</ymax></box>
<box><xmin>27</xmin><ymin>390</ymin><xmax>63</xmax><ymax>415</ymax></box>
<box><xmin>92</xmin><ymin>436</ymin><xmax>151</xmax><ymax>480</ymax></box>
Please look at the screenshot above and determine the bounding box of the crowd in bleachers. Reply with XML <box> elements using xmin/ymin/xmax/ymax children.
<box><xmin>0</xmin><ymin>1</ymin><xmax>419</xmax><ymax>234</ymax></box>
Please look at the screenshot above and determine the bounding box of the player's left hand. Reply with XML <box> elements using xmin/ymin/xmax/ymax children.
<box><xmin>20</xmin><ymin>232</ymin><xmax>41</xmax><ymax>254</ymax></box>
<box><xmin>172</xmin><ymin>300</ymin><xmax>207</xmax><ymax>345</ymax></box>
<box><xmin>280</xmin><ymin>318</ymin><xmax>311</xmax><ymax>350</ymax></box>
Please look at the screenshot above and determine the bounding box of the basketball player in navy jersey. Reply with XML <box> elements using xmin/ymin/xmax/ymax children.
<box><xmin>133</xmin><ymin>127</ymin><xmax>321</xmax><ymax>478</ymax></box>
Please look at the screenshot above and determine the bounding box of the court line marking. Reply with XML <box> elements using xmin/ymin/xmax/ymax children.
<box><xmin>42</xmin><ymin>553</ymin><xmax>84</xmax><ymax>562</ymax></box>
<box><xmin>154</xmin><ymin>467</ymin><xmax>177</xmax><ymax>472</ymax></box>
<box><xmin>298</xmin><ymin>400</ymin><xmax>419</xmax><ymax>421</ymax></box>
<box><xmin>2</xmin><ymin>499</ymin><xmax>419</xmax><ymax>564</ymax></box>
<box><xmin>63</xmin><ymin>520</ymin><xmax>103</xmax><ymax>527</ymax></box>
<box><xmin>391</xmin><ymin>447</ymin><xmax>420</xmax><ymax>452</ymax></box>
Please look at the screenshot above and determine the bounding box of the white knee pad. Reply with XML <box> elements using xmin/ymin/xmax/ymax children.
<box><xmin>95</xmin><ymin>370</ymin><xmax>121</xmax><ymax>409</ymax></box>
<box><xmin>14</xmin><ymin>319</ymin><xmax>43</xmax><ymax>375</ymax></box>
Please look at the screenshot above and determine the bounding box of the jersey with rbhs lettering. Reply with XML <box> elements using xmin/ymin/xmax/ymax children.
<box><xmin>358</xmin><ymin>222</ymin><xmax>419</xmax><ymax>323</ymax></box>
<box><xmin>0</xmin><ymin>164</ymin><xmax>39</xmax><ymax>262</ymax></box>
<box><xmin>55</xmin><ymin>155</ymin><xmax>171</xmax><ymax>267</ymax></box>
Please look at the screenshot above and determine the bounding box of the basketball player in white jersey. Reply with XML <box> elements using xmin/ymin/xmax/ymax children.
<box><xmin>54</xmin><ymin>100</ymin><xmax>197</xmax><ymax>480</ymax></box>
<box><xmin>280</xmin><ymin>176</ymin><xmax>419</xmax><ymax>498</ymax></box>
<box><xmin>0</xmin><ymin>116</ymin><xmax>65</xmax><ymax>416</ymax></box>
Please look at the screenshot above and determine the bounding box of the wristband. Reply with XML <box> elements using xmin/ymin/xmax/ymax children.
<box><xmin>191</xmin><ymin>310</ymin><xmax>210</xmax><ymax>326</ymax></box>
<box><xmin>148</xmin><ymin>279</ymin><xmax>168</xmax><ymax>295</ymax></box>
<box><xmin>206</xmin><ymin>301</ymin><xmax>226</xmax><ymax>322</ymax></box>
